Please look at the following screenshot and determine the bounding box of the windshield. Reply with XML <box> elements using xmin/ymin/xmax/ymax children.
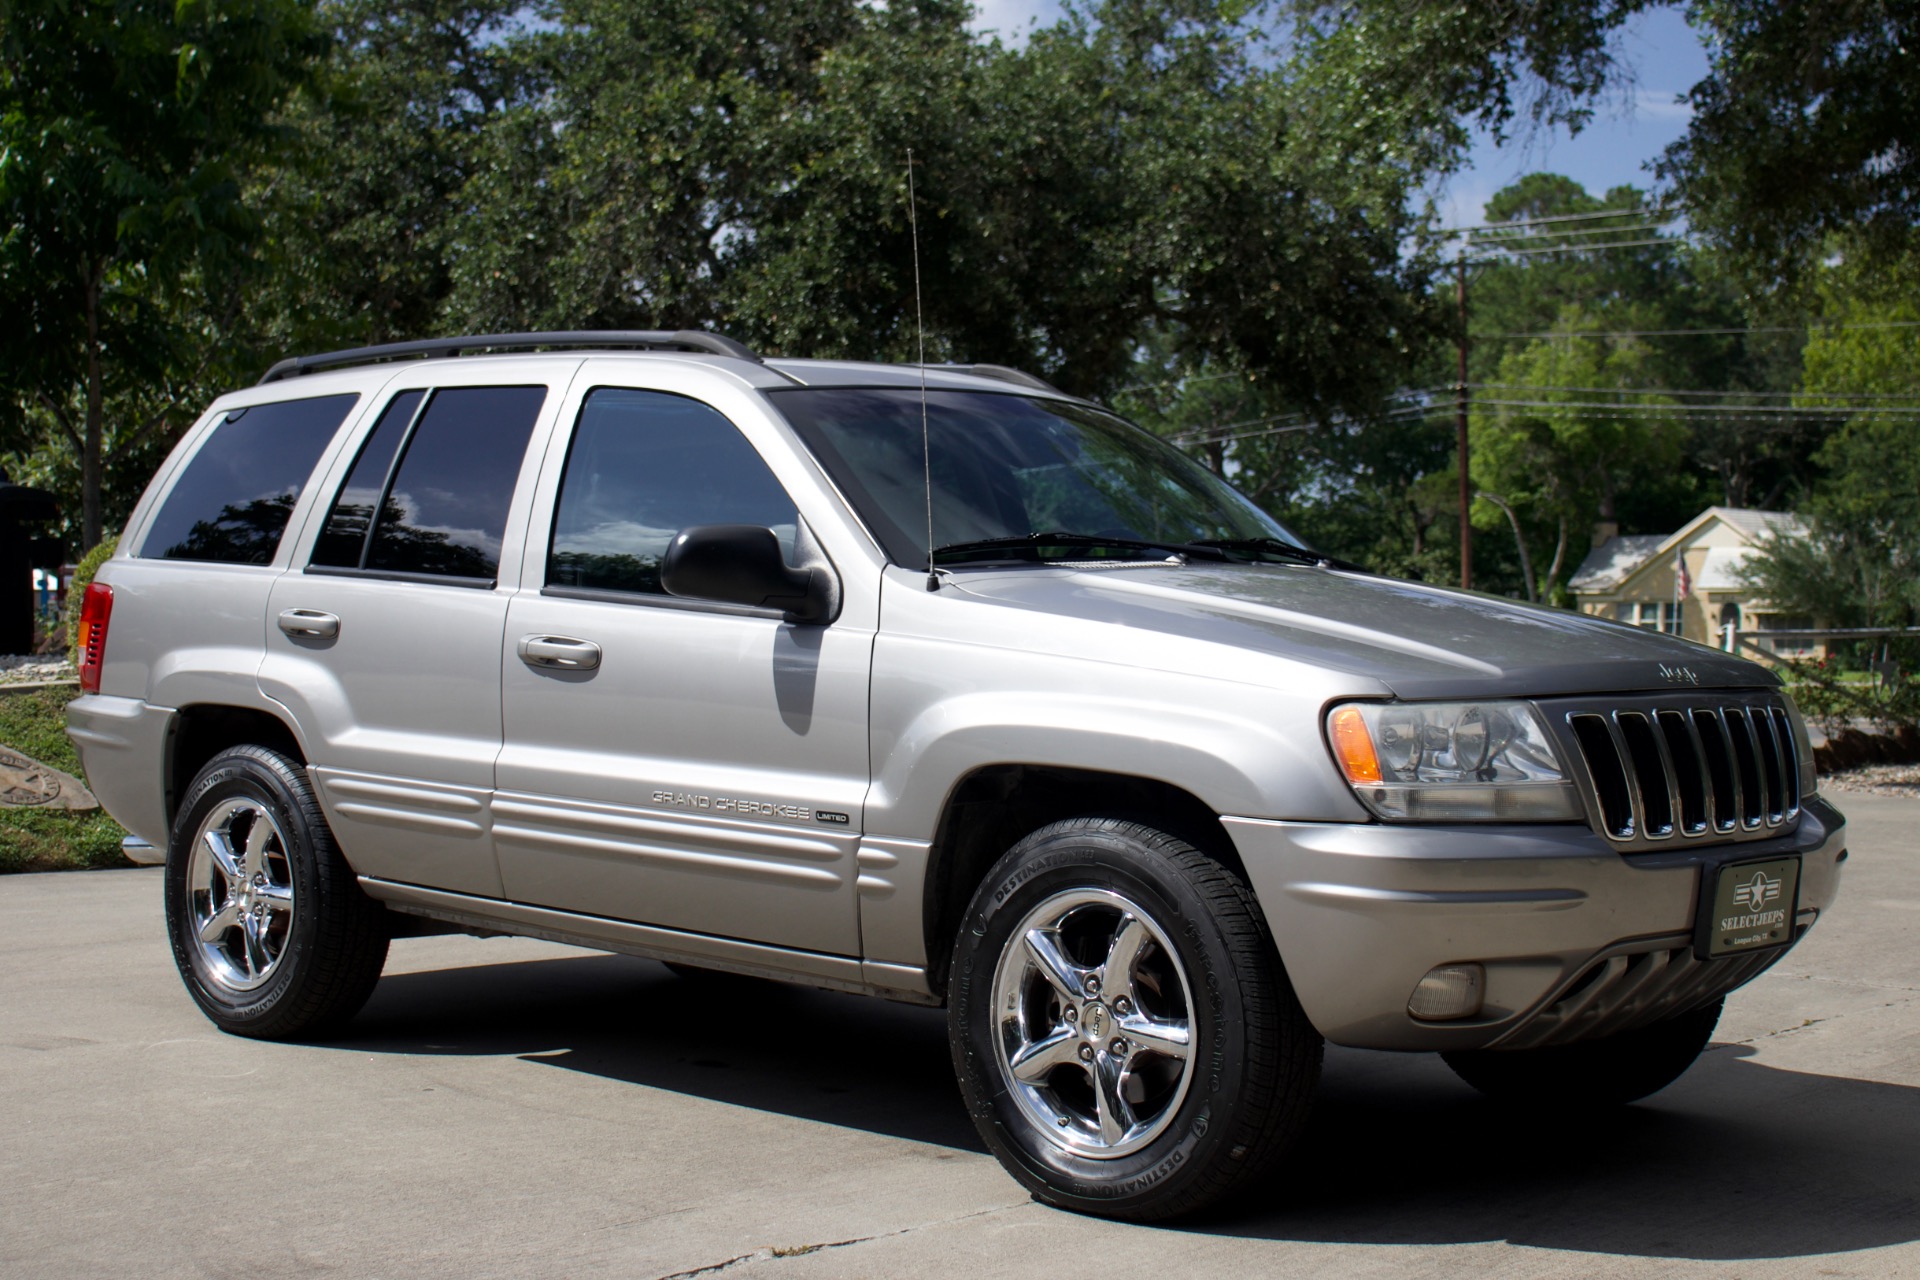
<box><xmin>769</xmin><ymin>388</ymin><xmax>1304</xmax><ymax>567</ymax></box>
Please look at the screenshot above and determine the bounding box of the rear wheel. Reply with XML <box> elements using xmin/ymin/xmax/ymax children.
<box><xmin>948</xmin><ymin>817</ymin><xmax>1322</xmax><ymax>1221</ymax></box>
<box><xmin>164</xmin><ymin>745</ymin><xmax>389</xmax><ymax>1039</ymax></box>
<box><xmin>1443</xmin><ymin>998</ymin><xmax>1723</xmax><ymax>1108</ymax></box>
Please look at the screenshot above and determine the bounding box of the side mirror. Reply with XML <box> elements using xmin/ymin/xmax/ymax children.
<box><xmin>660</xmin><ymin>524</ymin><xmax>831</xmax><ymax>624</ymax></box>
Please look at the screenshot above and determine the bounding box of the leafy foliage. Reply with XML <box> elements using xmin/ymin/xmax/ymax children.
<box><xmin>0</xmin><ymin>0</ymin><xmax>325</xmax><ymax>550</ymax></box>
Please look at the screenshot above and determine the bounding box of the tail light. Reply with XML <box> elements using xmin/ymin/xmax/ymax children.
<box><xmin>77</xmin><ymin>581</ymin><xmax>113</xmax><ymax>693</ymax></box>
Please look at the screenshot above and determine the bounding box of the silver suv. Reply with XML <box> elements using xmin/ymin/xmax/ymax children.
<box><xmin>69</xmin><ymin>331</ymin><xmax>1846</xmax><ymax>1220</ymax></box>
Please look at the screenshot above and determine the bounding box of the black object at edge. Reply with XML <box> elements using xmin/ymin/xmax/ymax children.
<box><xmin>258</xmin><ymin>331</ymin><xmax>761</xmax><ymax>384</ymax></box>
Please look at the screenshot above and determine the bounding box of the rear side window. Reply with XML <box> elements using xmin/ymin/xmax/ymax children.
<box><xmin>547</xmin><ymin>388</ymin><xmax>798</xmax><ymax>596</ymax></box>
<box><xmin>141</xmin><ymin>394</ymin><xmax>360</xmax><ymax>564</ymax></box>
<box><xmin>310</xmin><ymin>386</ymin><xmax>547</xmax><ymax>583</ymax></box>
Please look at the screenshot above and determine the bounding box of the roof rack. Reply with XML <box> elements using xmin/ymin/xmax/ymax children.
<box><xmin>257</xmin><ymin>330</ymin><xmax>761</xmax><ymax>385</ymax></box>
<box><xmin>921</xmin><ymin>363</ymin><xmax>1061</xmax><ymax>394</ymax></box>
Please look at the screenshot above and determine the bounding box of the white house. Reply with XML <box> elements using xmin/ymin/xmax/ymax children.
<box><xmin>1569</xmin><ymin>507</ymin><xmax>1815</xmax><ymax>655</ymax></box>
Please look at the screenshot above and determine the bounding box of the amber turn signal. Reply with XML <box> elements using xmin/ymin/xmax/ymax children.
<box><xmin>1329</xmin><ymin>704</ymin><xmax>1382</xmax><ymax>785</ymax></box>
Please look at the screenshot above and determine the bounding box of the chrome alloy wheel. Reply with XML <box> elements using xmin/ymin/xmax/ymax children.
<box><xmin>990</xmin><ymin>888</ymin><xmax>1196</xmax><ymax>1159</ymax></box>
<box><xmin>184</xmin><ymin>798</ymin><xmax>297</xmax><ymax>993</ymax></box>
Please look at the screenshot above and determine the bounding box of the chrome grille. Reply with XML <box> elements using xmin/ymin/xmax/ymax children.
<box><xmin>1550</xmin><ymin>692</ymin><xmax>1802</xmax><ymax>851</ymax></box>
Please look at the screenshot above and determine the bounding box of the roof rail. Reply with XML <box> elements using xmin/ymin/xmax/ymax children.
<box><xmin>921</xmin><ymin>363</ymin><xmax>1061</xmax><ymax>394</ymax></box>
<box><xmin>257</xmin><ymin>330</ymin><xmax>761</xmax><ymax>385</ymax></box>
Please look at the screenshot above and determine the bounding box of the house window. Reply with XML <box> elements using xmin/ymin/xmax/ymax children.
<box><xmin>1615</xmin><ymin>601</ymin><xmax>1681</xmax><ymax>634</ymax></box>
<box><xmin>1754</xmin><ymin>613</ymin><xmax>1817</xmax><ymax>657</ymax></box>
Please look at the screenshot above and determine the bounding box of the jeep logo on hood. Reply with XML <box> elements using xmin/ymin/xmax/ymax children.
<box><xmin>1658</xmin><ymin>663</ymin><xmax>1701</xmax><ymax>685</ymax></box>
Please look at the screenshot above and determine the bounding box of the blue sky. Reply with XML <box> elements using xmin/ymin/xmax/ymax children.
<box><xmin>966</xmin><ymin>2</ymin><xmax>1712</xmax><ymax>229</ymax></box>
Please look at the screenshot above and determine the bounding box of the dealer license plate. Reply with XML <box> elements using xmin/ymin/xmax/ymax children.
<box><xmin>1699</xmin><ymin>857</ymin><xmax>1801</xmax><ymax>959</ymax></box>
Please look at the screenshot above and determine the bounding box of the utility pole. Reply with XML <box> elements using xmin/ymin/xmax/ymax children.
<box><xmin>1456</xmin><ymin>249</ymin><xmax>1472</xmax><ymax>591</ymax></box>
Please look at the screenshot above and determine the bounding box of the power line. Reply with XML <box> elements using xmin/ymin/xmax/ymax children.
<box><xmin>1466</xmin><ymin>220</ymin><xmax>1677</xmax><ymax>242</ymax></box>
<box><xmin>1469</xmin><ymin>396</ymin><xmax>1920</xmax><ymax>416</ymax></box>
<box><xmin>1435</xmin><ymin>206</ymin><xmax>1679</xmax><ymax>234</ymax></box>
<box><xmin>1471</xmin><ymin>235</ymin><xmax>1690</xmax><ymax>259</ymax></box>
<box><xmin>1473</xmin><ymin>382</ymin><xmax>1920</xmax><ymax>402</ymax></box>
<box><xmin>1478</xmin><ymin>320</ymin><xmax>1920</xmax><ymax>340</ymax></box>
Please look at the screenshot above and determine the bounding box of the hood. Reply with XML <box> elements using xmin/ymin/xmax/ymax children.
<box><xmin>944</xmin><ymin>563</ymin><xmax>1775</xmax><ymax>699</ymax></box>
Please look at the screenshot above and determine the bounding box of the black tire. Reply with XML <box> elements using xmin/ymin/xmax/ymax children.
<box><xmin>164</xmin><ymin>745</ymin><xmax>389</xmax><ymax>1039</ymax></box>
<box><xmin>1443</xmin><ymin>997</ymin><xmax>1723</xmax><ymax>1108</ymax></box>
<box><xmin>948</xmin><ymin>817</ymin><xmax>1322</xmax><ymax>1221</ymax></box>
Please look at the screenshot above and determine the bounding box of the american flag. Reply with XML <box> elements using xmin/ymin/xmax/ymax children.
<box><xmin>1675</xmin><ymin>551</ymin><xmax>1692</xmax><ymax>600</ymax></box>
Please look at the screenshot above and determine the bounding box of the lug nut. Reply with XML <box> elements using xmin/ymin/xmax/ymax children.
<box><xmin>1079</xmin><ymin>1045</ymin><xmax>1094</xmax><ymax>1062</ymax></box>
<box><xmin>1063</xmin><ymin>1006</ymin><xmax>1078</xmax><ymax>1022</ymax></box>
<box><xmin>1113</xmin><ymin>997</ymin><xmax>1132</xmax><ymax>1016</ymax></box>
<box><xmin>1110</xmin><ymin>1039</ymin><xmax>1128</xmax><ymax>1057</ymax></box>
<box><xmin>1085</xmin><ymin>976</ymin><xmax>1101</xmax><ymax>995</ymax></box>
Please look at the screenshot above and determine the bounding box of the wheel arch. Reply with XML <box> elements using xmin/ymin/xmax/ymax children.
<box><xmin>166</xmin><ymin>703</ymin><xmax>306</xmax><ymax>832</ymax></box>
<box><xmin>920</xmin><ymin>763</ymin><xmax>1243</xmax><ymax>999</ymax></box>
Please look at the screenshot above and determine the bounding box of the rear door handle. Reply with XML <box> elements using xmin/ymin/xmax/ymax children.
<box><xmin>517</xmin><ymin>634</ymin><xmax>602</xmax><ymax>671</ymax></box>
<box><xmin>277</xmin><ymin>609</ymin><xmax>340</xmax><ymax>640</ymax></box>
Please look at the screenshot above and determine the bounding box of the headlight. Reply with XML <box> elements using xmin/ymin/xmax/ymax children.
<box><xmin>1777</xmin><ymin>690</ymin><xmax>1820</xmax><ymax>799</ymax></box>
<box><xmin>1326</xmin><ymin>700</ymin><xmax>1582</xmax><ymax>822</ymax></box>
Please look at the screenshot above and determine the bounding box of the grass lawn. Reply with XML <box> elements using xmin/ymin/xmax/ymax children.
<box><xmin>0</xmin><ymin>685</ymin><xmax>132</xmax><ymax>872</ymax></box>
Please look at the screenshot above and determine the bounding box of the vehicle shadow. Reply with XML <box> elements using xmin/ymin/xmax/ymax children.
<box><xmin>1213</xmin><ymin>1040</ymin><xmax>1920</xmax><ymax>1262</ymax></box>
<box><xmin>335</xmin><ymin>949</ymin><xmax>983</xmax><ymax>1153</ymax></box>
<box><xmin>334</xmin><ymin>949</ymin><xmax>1920</xmax><ymax>1262</ymax></box>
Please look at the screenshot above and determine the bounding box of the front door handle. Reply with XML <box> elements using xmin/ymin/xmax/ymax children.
<box><xmin>517</xmin><ymin>634</ymin><xmax>602</xmax><ymax>671</ymax></box>
<box><xmin>277</xmin><ymin>609</ymin><xmax>340</xmax><ymax>640</ymax></box>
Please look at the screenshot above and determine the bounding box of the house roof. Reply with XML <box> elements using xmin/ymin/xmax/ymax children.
<box><xmin>1570</xmin><ymin>507</ymin><xmax>1807</xmax><ymax>597</ymax></box>
<box><xmin>1569</xmin><ymin>535</ymin><xmax>1666</xmax><ymax>593</ymax></box>
<box><xmin>1697</xmin><ymin>545</ymin><xmax>1758</xmax><ymax>592</ymax></box>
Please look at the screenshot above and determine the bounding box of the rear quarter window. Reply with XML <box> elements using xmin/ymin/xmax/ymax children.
<box><xmin>140</xmin><ymin>394</ymin><xmax>361</xmax><ymax>565</ymax></box>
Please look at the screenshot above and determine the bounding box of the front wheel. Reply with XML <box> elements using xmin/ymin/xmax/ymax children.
<box><xmin>1443</xmin><ymin>997</ymin><xmax>1723</xmax><ymax>1108</ymax></box>
<box><xmin>948</xmin><ymin>818</ymin><xmax>1322</xmax><ymax>1221</ymax></box>
<box><xmin>164</xmin><ymin>745</ymin><xmax>390</xmax><ymax>1039</ymax></box>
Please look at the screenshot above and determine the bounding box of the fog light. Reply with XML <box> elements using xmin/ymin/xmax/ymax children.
<box><xmin>1408</xmin><ymin>963</ymin><xmax>1485</xmax><ymax>1021</ymax></box>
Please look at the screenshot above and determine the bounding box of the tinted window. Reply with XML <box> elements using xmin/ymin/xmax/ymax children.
<box><xmin>141</xmin><ymin>394</ymin><xmax>359</xmax><ymax>564</ymax></box>
<box><xmin>361</xmin><ymin>386</ymin><xmax>547</xmax><ymax>580</ymax></box>
<box><xmin>548</xmin><ymin>389</ymin><xmax>798</xmax><ymax>596</ymax></box>
<box><xmin>771</xmin><ymin>389</ymin><xmax>1300</xmax><ymax>566</ymax></box>
<box><xmin>310</xmin><ymin>391</ymin><xmax>425</xmax><ymax>568</ymax></box>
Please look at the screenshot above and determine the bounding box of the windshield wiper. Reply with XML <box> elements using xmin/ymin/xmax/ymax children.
<box><xmin>1184</xmin><ymin>538</ymin><xmax>1365</xmax><ymax>572</ymax></box>
<box><xmin>932</xmin><ymin>531</ymin><xmax>1219</xmax><ymax>564</ymax></box>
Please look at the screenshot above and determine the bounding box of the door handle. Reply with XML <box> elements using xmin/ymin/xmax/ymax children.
<box><xmin>277</xmin><ymin>609</ymin><xmax>340</xmax><ymax>640</ymax></box>
<box><xmin>517</xmin><ymin>634</ymin><xmax>602</xmax><ymax>671</ymax></box>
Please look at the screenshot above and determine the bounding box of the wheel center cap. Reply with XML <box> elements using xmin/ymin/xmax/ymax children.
<box><xmin>1081</xmin><ymin>1001</ymin><xmax>1111</xmax><ymax>1041</ymax></box>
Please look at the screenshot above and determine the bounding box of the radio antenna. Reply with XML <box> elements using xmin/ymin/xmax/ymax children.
<box><xmin>907</xmin><ymin>148</ymin><xmax>938</xmax><ymax>592</ymax></box>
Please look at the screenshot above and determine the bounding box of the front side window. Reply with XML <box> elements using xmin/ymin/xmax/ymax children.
<box><xmin>141</xmin><ymin>394</ymin><xmax>360</xmax><ymax>564</ymax></box>
<box><xmin>769</xmin><ymin>388</ymin><xmax>1301</xmax><ymax>567</ymax></box>
<box><xmin>310</xmin><ymin>386</ymin><xmax>547</xmax><ymax>582</ymax></box>
<box><xmin>547</xmin><ymin>388</ymin><xmax>798</xmax><ymax>597</ymax></box>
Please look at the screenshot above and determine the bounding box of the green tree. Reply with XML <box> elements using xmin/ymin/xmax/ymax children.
<box><xmin>254</xmin><ymin>0</ymin><xmax>546</xmax><ymax>351</ymax></box>
<box><xmin>1471</xmin><ymin>304</ymin><xmax>1689</xmax><ymax>600</ymax></box>
<box><xmin>1665</xmin><ymin>1</ymin><xmax>1920</xmax><ymax>289</ymax></box>
<box><xmin>0</xmin><ymin>0</ymin><xmax>324</xmax><ymax>550</ymax></box>
<box><xmin>1744</xmin><ymin>259</ymin><xmax>1920</xmax><ymax>635</ymax></box>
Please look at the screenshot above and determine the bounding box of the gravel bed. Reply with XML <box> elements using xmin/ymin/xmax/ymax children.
<box><xmin>1819</xmin><ymin>763</ymin><xmax>1920</xmax><ymax>797</ymax></box>
<box><xmin>0</xmin><ymin>654</ymin><xmax>74</xmax><ymax>685</ymax></box>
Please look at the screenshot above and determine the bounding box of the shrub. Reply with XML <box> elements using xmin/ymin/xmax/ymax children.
<box><xmin>63</xmin><ymin>535</ymin><xmax>118</xmax><ymax>669</ymax></box>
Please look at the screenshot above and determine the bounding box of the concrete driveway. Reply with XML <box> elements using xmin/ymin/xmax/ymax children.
<box><xmin>3</xmin><ymin>793</ymin><xmax>1917</xmax><ymax>1278</ymax></box>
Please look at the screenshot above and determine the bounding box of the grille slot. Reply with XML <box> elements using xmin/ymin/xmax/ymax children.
<box><xmin>1492</xmin><ymin>935</ymin><xmax>1795</xmax><ymax>1051</ymax></box>
<box><xmin>1555</xmin><ymin>693</ymin><xmax>1802</xmax><ymax>851</ymax></box>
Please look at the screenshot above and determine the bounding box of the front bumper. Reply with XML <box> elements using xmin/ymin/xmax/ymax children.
<box><xmin>1226</xmin><ymin>795</ymin><xmax>1846</xmax><ymax>1051</ymax></box>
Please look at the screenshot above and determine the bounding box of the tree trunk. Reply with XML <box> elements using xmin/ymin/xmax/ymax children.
<box><xmin>82</xmin><ymin>266</ymin><xmax>105</xmax><ymax>552</ymax></box>
<box><xmin>1544</xmin><ymin>514</ymin><xmax>1569</xmax><ymax>602</ymax></box>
